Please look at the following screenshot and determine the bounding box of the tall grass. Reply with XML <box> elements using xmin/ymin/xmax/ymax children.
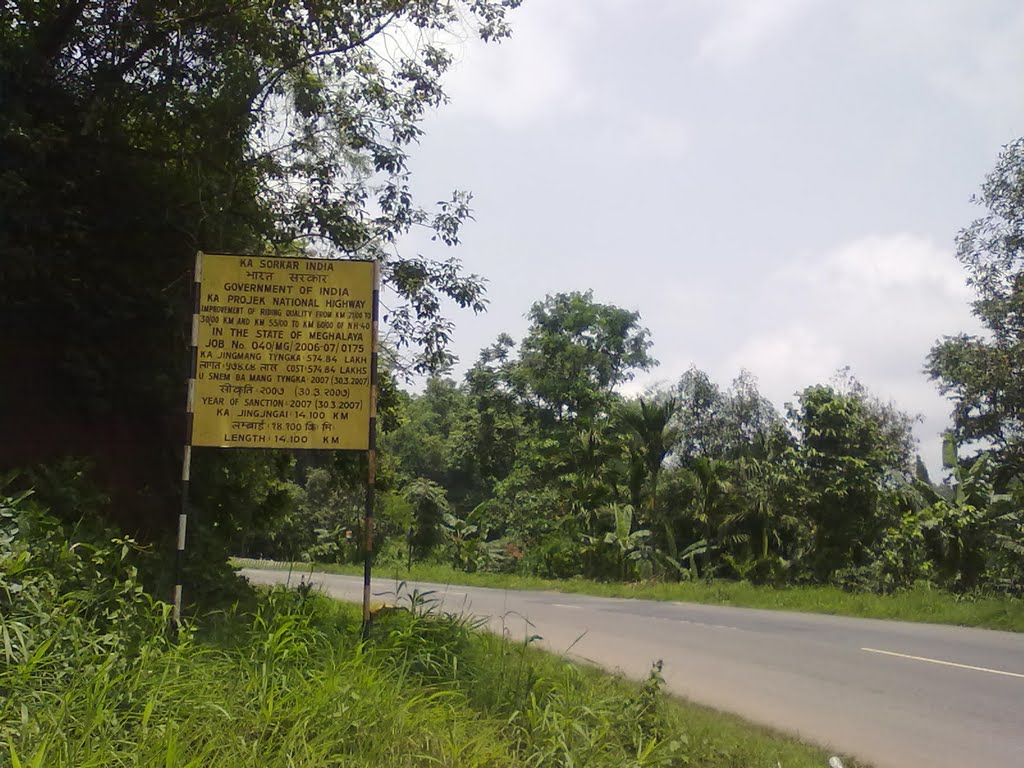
<box><xmin>3</xmin><ymin>586</ymin><xmax>848</xmax><ymax>768</ymax></box>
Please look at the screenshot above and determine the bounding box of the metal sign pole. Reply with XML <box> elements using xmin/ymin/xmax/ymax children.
<box><xmin>174</xmin><ymin>445</ymin><xmax>192</xmax><ymax>626</ymax></box>
<box><xmin>361</xmin><ymin>260</ymin><xmax>380</xmax><ymax>636</ymax></box>
<box><xmin>174</xmin><ymin>251</ymin><xmax>202</xmax><ymax>628</ymax></box>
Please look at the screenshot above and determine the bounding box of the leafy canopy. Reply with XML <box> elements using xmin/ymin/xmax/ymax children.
<box><xmin>928</xmin><ymin>138</ymin><xmax>1024</xmax><ymax>477</ymax></box>
<box><xmin>518</xmin><ymin>290</ymin><xmax>655</xmax><ymax>424</ymax></box>
<box><xmin>0</xmin><ymin>0</ymin><xmax>520</xmax><ymax>533</ymax></box>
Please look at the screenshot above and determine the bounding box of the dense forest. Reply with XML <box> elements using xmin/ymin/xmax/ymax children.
<box><xmin>236</xmin><ymin>142</ymin><xmax>1024</xmax><ymax>596</ymax></box>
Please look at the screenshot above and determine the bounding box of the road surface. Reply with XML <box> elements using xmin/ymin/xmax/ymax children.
<box><xmin>242</xmin><ymin>568</ymin><xmax>1024</xmax><ymax>768</ymax></box>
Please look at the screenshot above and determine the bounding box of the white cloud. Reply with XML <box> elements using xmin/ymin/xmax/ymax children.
<box><xmin>848</xmin><ymin>0</ymin><xmax>1024</xmax><ymax>131</ymax></box>
<box><xmin>718</xmin><ymin>233</ymin><xmax>978</xmax><ymax>470</ymax></box>
<box><xmin>632</xmin><ymin>234</ymin><xmax>980</xmax><ymax>473</ymax></box>
<box><xmin>437</xmin><ymin>1</ymin><xmax>595</xmax><ymax>127</ymax></box>
<box><xmin>776</xmin><ymin>234</ymin><xmax>971</xmax><ymax>303</ymax></box>
<box><xmin>620</xmin><ymin>112</ymin><xmax>688</xmax><ymax>161</ymax></box>
<box><xmin>696</xmin><ymin>0</ymin><xmax>821</xmax><ymax>67</ymax></box>
<box><xmin>726</xmin><ymin>326</ymin><xmax>844</xmax><ymax>406</ymax></box>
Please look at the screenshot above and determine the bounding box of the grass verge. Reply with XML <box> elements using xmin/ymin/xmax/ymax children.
<box><xmin>5</xmin><ymin>584</ymin><xmax>855</xmax><ymax>767</ymax></box>
<box><xmin>234</xmin><ymin>557</ymin><xmax>1024</xmax><ymax>632</ymax></box>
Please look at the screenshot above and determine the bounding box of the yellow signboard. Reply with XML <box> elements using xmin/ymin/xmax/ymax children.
<box><xmin>192</xmin><ymin>253</ymin><xmax>374</xmax><ymax>450</ymax></box>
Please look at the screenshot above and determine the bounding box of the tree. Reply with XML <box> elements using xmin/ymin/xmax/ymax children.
<box><xmin>689</xmin><ymin>458</ymin><xmax>733</xmax><ymax>559</ymax></box>
<box><xmin>461</xmin><ymin>335</ymin><xmax>525</xmax><ymax>500</ymax></box>
<box><xmin>670</xmin><ymin>368</ymin><xmax>780</xmax><ymax>463</ymax></box>
<box><xmin>518</xmin><ymin>291</ymin><xmax>655</xmax><ymax>425</ymax></box>
<box><xmin>928</xmin><ymin>138</ymin><xmax>1024</xmax><ymax>479</ymax></box>
<box><xmin>670</xmin><ymin>368</ymin><xmax>727</xmax><ymax>461</ymax></box>
<box><xmin>563</xmin><ymin>426</ymin><xmax>618</xmax><ymax>517</ymax></box>
<box><xmin>0</xmin><ymin>0</ymin><xmax>520</xmax><ymax>537</ymax></box>
<box><xmin>383</xmin><ymin>377</ymin><xmax>469</xmax><ymax>489</ymax></box>
<box><xmin>727</xmin><ymin>453</ymin><xmax>791</xmax><ymax>562</ymax></box>
<box><xmin>673</xmin><ymin>457</ymin><xmax>733</xmax><ymax>578</ymax></box>
<box><xmin>618</xmin><ymin>396</ymin><xmax>681</xmax><ymax>558</ymax></box>
<box><xmin>404</xmin><ymin>477</ymin><xmax>450</xmax><ymax>561</ymax></box>
<box><xmin>787</xmin><ymin>378</ymin><xmax>915</xmax><ymax>581</ymax></box>
<box><xmin>720</xmin><ymin>370</ymin><xmax>781</xmax><ymax>458</ymax></box>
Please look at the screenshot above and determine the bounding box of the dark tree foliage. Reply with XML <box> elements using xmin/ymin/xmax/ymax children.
<box><xmin>928</xmin><ymin>138</ymin><xmax>1024</xmax><ymax>480</ymax></box>
<box><xmin>788</xmin><ymin>381</ymin><xmax>915</xmax><ymax>581</ymax></box>
<box><xmin>405</xmin><ymin>476</ymin><xmax>449</xmax><ymax>558</ymax></box>
<box><xmin>0</xmin><ymin>0</ymin><xmax>519</xmax><ymax>534</ymax></box>
<box><xmin>463</xmin><ymin>334</ymin><xmax>523</xmax><ymax>488</ymax></box>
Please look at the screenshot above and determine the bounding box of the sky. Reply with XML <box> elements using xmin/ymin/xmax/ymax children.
<box><xmin>393</xmin><ymin>0</ymin><xmax>1024</xmax><ymax>475</ymax></box>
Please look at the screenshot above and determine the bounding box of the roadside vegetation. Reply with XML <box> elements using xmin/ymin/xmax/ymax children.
<box><xmin>2</xmin><ymin>488</ymin><xmax>851</xmax><ymax>768</ymax></box>
<box><xmin>234</xmin><ymin>144</ymin><xmax>1024</xmax><ymax>624</ymax></box>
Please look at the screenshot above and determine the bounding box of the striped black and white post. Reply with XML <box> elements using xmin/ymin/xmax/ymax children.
<box><xmin>174</xmin><ymin>251</ymin><xmax>202</xmax><ymax>628</ymax></box>
<box><xmin>361</xmin><ymin>260</ymin><xmax>381</xmax><ymax>635</ymax></box>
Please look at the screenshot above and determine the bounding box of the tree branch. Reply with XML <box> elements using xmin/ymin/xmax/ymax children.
<box><xmin>33</xmin><ymin>0</ymin><xmax>90</xmax><ymax>61</ymax></box>
<box><xmin>253</xmin><ymin>12</ymin><xmax>399</xmax><ymax>113</ymax></box>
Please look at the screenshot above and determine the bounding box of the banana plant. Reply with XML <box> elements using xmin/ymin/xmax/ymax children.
<box><xmin>440</xmin><ymin>512</ymin><xmax>483</xmax><ymax>572</ymax></box>
<box><xmin>600</xmin><ymin>504</ymin><xmax>652</xmax><ymax>580</ymax></box>
<box><xmin>924</xmin><ymin>435</ymin><xmax>1024</xmax><ymax>589</ymax></box>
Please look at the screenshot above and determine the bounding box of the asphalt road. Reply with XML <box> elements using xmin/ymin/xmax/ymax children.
<box><xmin>242</xmin><ymin>568</ymin><xmax>1024</xmax><ymax>768</ymax></box>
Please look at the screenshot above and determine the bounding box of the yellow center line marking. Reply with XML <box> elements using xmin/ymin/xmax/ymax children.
<box><xmin>861</xmin><ymin>647</ymin><xmax>1024</xmax><ymax>679</ymax></box>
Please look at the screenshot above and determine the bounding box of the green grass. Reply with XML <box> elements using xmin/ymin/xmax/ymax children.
<box><xmin>1</xmin><ymin>491</ymin><xmax>852</xmax><ymax>767</ymax></box>
<box><xmin>5</xmin><ymin>585</ymin><xmax>852</xmax><ymax>768</ymax></box>
<box><xmin>234</xmin><ymin>557</ymin><xmax>1024</xmax><ymax>632</ymax></box>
